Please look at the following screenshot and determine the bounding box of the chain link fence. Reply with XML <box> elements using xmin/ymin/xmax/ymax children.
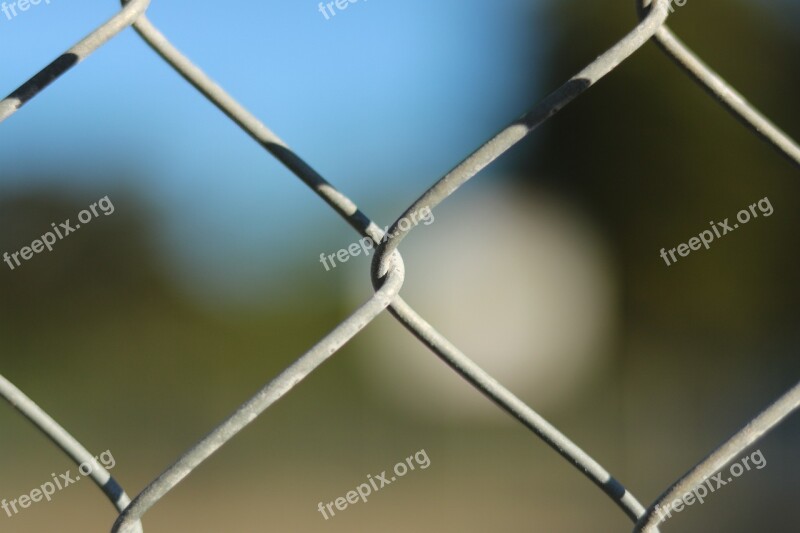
<box><xmin>1</xmin><ymin>0</ymin><xmax>799</xmax><ymax>531</ymax></box>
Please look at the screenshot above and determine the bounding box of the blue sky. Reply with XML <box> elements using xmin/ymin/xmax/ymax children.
<box><xmin>0</xmin><ymin>0</ymin><xmax>550</xmax><ymax>300</ymax></box>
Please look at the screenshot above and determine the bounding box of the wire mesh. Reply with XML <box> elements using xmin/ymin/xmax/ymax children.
<box><xmin>1</xmin><ymin>0</ymin><xmax>799</xmax><ymax>531</ymax></box>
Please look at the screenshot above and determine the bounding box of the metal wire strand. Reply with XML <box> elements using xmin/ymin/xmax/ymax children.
<box><xmin>0</xmin><ymin>0</ymin><xmax>151</xmax><ymax>124</ymax></box>
<box><xmin>387</xmin><ymin>296</ymin><xmax>651</xmax><ymax>522</ymax></box>
<box><xmin>372</xmin><ymin>0</ymin><xmax>671</xmax><ymax>278</ymax></box>
<box><xmin>633</xmin><ymin>381</ymin><xmax>800</xmax><ymax>532</ymax></box>
<box><xmin>110</xmin><ymin>258</ymin><xmax>405</xmax><ymax>533</ymax></box>
<box><xmin>0</xmin><ymin>374</ymin><xmax>143</xmax><ymax>533</ymax></box>
<box><xmin>637</xmin><ymin>0</ymin><xmax>800</xmax><ymax>169</ymax></box>
<box><xmin>124</xmin><ymin>14</ymin><xmax>383</xmax><ymax>245</ymax></box>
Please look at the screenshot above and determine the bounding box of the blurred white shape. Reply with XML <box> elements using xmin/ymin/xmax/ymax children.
<box><xmin>352</xmin><ymin>181</ymin><xmax>618</xmax><ymax>423</ymax></box>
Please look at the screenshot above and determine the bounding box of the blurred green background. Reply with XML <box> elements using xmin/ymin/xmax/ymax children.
<box><xmin>1</xmin><ymin>0</ymin><xmax>798</xmax><ymax>532</ymax></box>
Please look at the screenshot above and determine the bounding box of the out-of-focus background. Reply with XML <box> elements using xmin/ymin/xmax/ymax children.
<box><xmin>1</xmin><ymin>0</ymin><xmax>798</xmax><ymax>531</ymax></box>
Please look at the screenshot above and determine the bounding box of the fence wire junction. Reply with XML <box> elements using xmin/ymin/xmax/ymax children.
<box><xmin>1</xmin><ymin>0</ymin><xmax>799</xmax><ymax>532</ymax></box>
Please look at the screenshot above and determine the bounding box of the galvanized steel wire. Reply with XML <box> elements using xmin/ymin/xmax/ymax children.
<box><xmin>1</xmin><ymin>0</ymin><xmax>798</xmax><ymax>531</ymax></box>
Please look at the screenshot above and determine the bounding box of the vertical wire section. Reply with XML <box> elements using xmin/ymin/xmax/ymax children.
<box><xmin>0</xmin><ymin>0</ymin><xmax>151</xmax><ymax>124</ymax></box>
<box><xmin>111</xmin><ymin>260</ymin><xmax>405</xmax><ymax>533</ymax></box>
<box><xmin>633</xmin><ymin>381</ymin><xmax>800</xmax><ymax>532</ymax></box>
<box><xmin>366</xmin><ymin>1</ymin><xmax>672</xmax><ymax>522</ymax></box>
<box><xmin>636</xmin><ymin>0</ymin><xmax>800</xmax><ymax>169</ymax></box>
<box><xmin>0</xmin><ymin>374</ymin><xmax>143</xmax><ymax>533</ymax></box>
